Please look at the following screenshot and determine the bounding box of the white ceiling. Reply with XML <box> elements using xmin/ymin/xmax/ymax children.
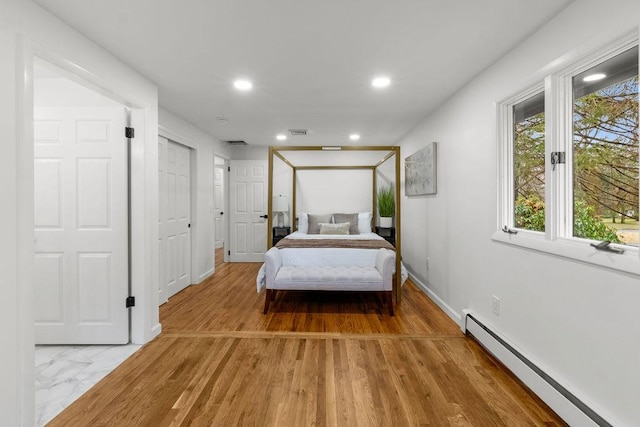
<box><xmin>33</xmin><ymin>0</ymin><xmax>573</xmax><ymax>147</ymax></box>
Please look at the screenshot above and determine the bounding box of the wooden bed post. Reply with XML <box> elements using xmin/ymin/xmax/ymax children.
<box><xmin>292</xmin><ymin>167</ymin><xmax>296</xmax><ymax>231</ymax></box>
<box><xmin>372</xmin><ymin>169</ymin><xmax>377</xmax><ymax>227</ymax></box>
<box><xmin>268</xmin><ymin>147</ymin><xmax>274</xmax><ymax>247</ymax></box>
<box><xmin>394</xmin><ymin>146</ymin><xmax>401</xmax><ymax>305</ymax></box>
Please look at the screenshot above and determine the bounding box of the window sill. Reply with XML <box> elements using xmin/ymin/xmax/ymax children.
<box><xmin>491</xmin><ymin>230</ymin><xmax>640</xmax><ymax>277</ymax></box>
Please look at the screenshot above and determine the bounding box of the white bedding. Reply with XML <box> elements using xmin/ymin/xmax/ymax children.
<box><xmin>256</xmin><ymin>232</ymin><xmax>407</xmax><ymax>292</ymax></box>
<box><xmin>278</xmin><ymin>232</ymin><xmax>387</xmax><ymax>266</ymax></box>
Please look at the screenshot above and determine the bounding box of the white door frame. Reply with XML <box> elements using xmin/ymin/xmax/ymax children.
<box><xmin>213</xmin><ymin>155</ymin><xmax>230</xmax><ymax>263</ymax></box>
<box><xmin>213</xmin><ymin>162</ymin><xmax>225</xmax><ymax>250</ymax></box>
<box><xmin>17</xmin><ymin>40</ymin><xmax>161</xmax><ymax>425</ymax></box>
<box><xmin>223</xmin><ymin>158</ymin><xmax>230</xmax><ymax>262</ymax></box>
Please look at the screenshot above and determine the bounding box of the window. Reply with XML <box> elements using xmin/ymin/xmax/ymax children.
<box><xmin>572</xmin><ymin>48</ymin><xmax>638</xmax><ymax>245</ymax></box>
<box><xmin>498</xmin><ymin>37</ymin><xmax>639</xmax><ymax>272</ymax></box>
<box><xmin>513</xmin><ymin>92</ymin><xmax>545</xmax><ymax>232</ymax></box>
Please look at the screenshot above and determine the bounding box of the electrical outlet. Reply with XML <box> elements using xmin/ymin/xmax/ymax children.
<box><xmin>425</xmin><ymin>258</ymin><xmax>430</xmax><ymax>270</ymax></box>
<box><xmin>491</xmin><ymin>295</ymin><xmax>500</xmax><ymax>316</ymax></box>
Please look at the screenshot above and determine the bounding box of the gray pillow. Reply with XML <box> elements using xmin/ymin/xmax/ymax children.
<box><xmin>333</xmin><ymin>213</ymin><xmax>359</xmax><ymax>235</ymax></box>
<box><xmin>307</xmin><ymin>213</ymin><xmax>332</xmax><ymax>234</ymax></box>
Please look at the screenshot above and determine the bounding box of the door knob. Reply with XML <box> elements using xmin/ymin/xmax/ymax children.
<box><xmin>260</xmin><ymin>214</ymin><xmax>268</xmax><ymax>219</ymax></box>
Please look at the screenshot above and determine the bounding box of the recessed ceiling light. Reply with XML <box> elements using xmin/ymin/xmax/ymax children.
<box><xmin>276</xmin><ymin>134</ymin><xmax>287</xmax><ymax>141</ymax></box>
<box><xmin>349</xmin><ymin>134</ymin><xmax>361</xmax><ymax>141</ymax></box>
<box><xmin>233</xmin><ymin>79</ymin><xmax>253</xmax><ymax>90</ymax></box>
<box><xmin>583</xmin><ymin>73</ymin><xmax>606</xmax><ymax>82</ymax></box>
<box><xmin>371</xmin><ymin>76</ymin><xmax>391</xmax><ymax>88</ymax></box>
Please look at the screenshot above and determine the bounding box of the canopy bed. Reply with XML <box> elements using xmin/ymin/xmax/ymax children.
<box><xmin>257</xmin><ymin>145</ymin><xmax>403</xmax><ymax>314</ymax></box>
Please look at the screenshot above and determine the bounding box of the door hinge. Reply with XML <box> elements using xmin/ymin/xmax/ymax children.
<box><xmin>126</xmin><ymin>296</ymin><xmax>135</xmax><ymax>308</ymax></box>
<box><xmin>228</xmin><ymin>166</ymin><xmax>231</xmax><ymax>172</ymax></box>
<box><xmin>228</xmin><ymin>250</ymin><xmax>230</xmax><ymax>256</ymax></box>
<box><xmin>125</xmin><ymin>127</ymin><xmax>135</xmax><ymax>139</ymax></box>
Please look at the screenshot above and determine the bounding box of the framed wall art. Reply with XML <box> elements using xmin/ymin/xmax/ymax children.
<box><xmin>405</xmin><ymin>142</ymin><xmax>437</xmax><ymax>196</ymax></box>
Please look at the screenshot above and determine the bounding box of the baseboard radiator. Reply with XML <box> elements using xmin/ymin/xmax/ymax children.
<box><xmin>464</xmin><ymin>313</ymin><xmax>612</xmax><ymax>427</ymax></box>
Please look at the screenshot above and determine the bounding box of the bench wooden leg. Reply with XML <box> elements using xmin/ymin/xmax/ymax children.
<box><xmin>385</xmin><ymin>291</ymin><xmax>394</xmax><ymax>316</ymax></box>
<box><xmin>263</xmin><ymin>289</ymin><xmax>274</xmax><ymax>314</ymax></box>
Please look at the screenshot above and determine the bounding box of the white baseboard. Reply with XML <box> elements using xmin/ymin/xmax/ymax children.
<box><xmin>150</xmin><ymin>322</ymin><xmax>162</xmax><ymax>341</ymax></box>
<box><xmin>408</xmin><ymin>272</ymin><xmax>463</xmax><ymax>330</ymax></box>
<box><xmin>465</xmin><ymin>312</ymin><xmax>612</xmax><ymax>427</ymax></box>
<box><xmin>198</xmin><ymin>267</ymin><xmax>215</xmax><ymax>283</ymax></box>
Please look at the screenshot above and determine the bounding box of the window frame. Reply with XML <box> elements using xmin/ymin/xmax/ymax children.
<box><xmin>497</xmin><ymin>83</ymin><xmax>546</xmax><ymax>238</ymax></box>
<box><xmin>494</xmin><ymin>32</ymin><xmax>640</xmax><ymax>276</ymax></box>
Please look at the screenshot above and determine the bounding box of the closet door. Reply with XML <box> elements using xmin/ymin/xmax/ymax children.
<box><xmin>158</xmin><ymin>137</ymin><xmax>192</xmax><ymax>303</ymax></box>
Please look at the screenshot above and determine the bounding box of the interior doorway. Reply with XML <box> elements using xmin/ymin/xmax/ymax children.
<box><xmin>33</xmin><ymin>57</ymin><xmax>130</xmax><ymax>345</ymax></box>
<box><xmin>214</xmin><ymin>156</ymin><xmax>227</xmax><ymax>261</ymax></box>
<box><xmin>32</xmin><ymin>56</ymin><xmax>140</xmax><ymax>425</ymax></box>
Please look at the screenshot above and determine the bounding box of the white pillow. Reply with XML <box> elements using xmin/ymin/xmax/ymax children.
<box><xmin>319</xmin><ymin>222</ymin><xmax>350</xmax><ymax>235</ymax></box>
<box><xmin>297</xmin><ymin>212</ymin><xmax>308</xmax><ymax>233</ymax></box>
<box><xmin>358</xmin><ymin>212</ymin><xmax>372</xmax><ymax>233</ymax></box>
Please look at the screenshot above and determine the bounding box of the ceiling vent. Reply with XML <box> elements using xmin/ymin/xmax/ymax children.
<box><xmin>225</xmin><ymin>140</ymin><xmax>248</xmax><ymax>146</ymax></box>
<box><xmin>288</xmin><ymin>129</ymin><xmax>308</xmax><ymax>136</ymax></box>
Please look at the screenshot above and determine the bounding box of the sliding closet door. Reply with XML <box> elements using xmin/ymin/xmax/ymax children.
<box><xmin>158</xmin><ymin>137</ymin><xmax>192</xmax><ymax>303</ymax></box>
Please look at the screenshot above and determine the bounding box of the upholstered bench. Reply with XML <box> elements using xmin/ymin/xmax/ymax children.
<box><xmin>263</xmin><ymin>247</ymin><xmax>395</xmax><ymax>315</ymax></box>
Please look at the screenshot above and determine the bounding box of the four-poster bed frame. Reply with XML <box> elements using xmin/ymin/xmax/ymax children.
<box><xmin>266</xmin><ymin>145</ymin><xmax>403</xmax><ymax>304</ymax></box>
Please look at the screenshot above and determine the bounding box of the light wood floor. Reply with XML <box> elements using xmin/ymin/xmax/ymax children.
<box><xmin>49</xmin><ymin>248</ymin><xmax>566</xmax><ymax>426</ymax></box>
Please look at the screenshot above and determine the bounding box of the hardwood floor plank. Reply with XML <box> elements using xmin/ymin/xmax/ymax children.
<box><xmin>324</xmin><ymin>337</ymin><xmax>338</xmax><ymax>427</ymax></box>
<box><xmin>161</xmin><ymin>338</ymin><xmax>237</xmax><ymax>426</ymax></box>
<box><xmin>332</xmin><ymin>339</ymin><xmax>358</xmax><ymax>426</ymax></box>
<box><xmin>179</xmin><ymin>338</ymin><xmax>241</xmax><ymax>425</ymax></box>
<box><xmin>49</xmin><ymin>249</ymin><xmax>566</xmax><ymax>426</ymax></box>
<box><xmin>315</xmin><ymin>339</ymin><xmax>327</xmax><ymax>427</ymax></box>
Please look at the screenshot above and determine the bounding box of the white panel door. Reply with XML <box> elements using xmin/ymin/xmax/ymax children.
<box><xmin>158</xmin><ymin>138</ymin><xmax>192</xmax><ymax>303</ymax></box>
<box><xmin>34</xmin><ymin>107</ymin><xmax>128</xmax><ymax>344</ymax></box>
<box><xmin>214</xmin><ymin>164</ymin><xmax>225</xmax><ymax>249</ymax></box>
<box><xmin>229</xmin><ymin>160</ymin><xmax>267</xmax><ymax>262</ymax></box>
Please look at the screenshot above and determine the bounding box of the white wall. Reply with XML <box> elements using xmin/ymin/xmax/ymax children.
<box><xmin>1</xmin><ymin>1</ymin><xmax>160</xmax><ymax>424</ymax></box>
<box><xmin>159</xmin><ymin>108</ymin><xmax>231</xmax><ymax>281</ymax></box>
<box><xmin>375</xmin><ymin>156</ymin><xmax>397</xmax><ymax>227</ymax></box>
<box><xmin>34</xmin><ymin>69</ymin><xmax>122</xmax><ymax>107</ymax></box>
<box><xmin>397</xmin><ymin>1</ymin><xmax>640</xmax><ymax>425</ymax></box>
<box><xmin>230</xmin><ymin>144</ymin><xmax>268</xmax><ymax>160</ymax></box>
<box><xmin>296</xmin><ymin>169</ymin><xmax>373</xmax><ymax>215</ymax></box>
<box><xmin>272</xmin><ymin>156</ymin><xmax>293</xmax><ymax>227</ymax></box>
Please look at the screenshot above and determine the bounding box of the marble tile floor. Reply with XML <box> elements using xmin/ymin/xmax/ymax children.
<box><xmin>35</xmin><ymin>344</ymin><xmax>141</xmax><ymax>426</ymax></box>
